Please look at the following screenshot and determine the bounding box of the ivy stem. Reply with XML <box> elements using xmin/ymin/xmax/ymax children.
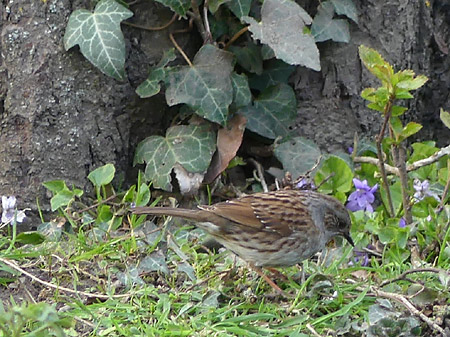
<box><xmin>224</xmin><ymin>26</ymin><xmax>249</xmax><ymax>50</ymax></box>
<box><xmin>376</xmin><ymin>96</ymin><xmax>395</xmax><ymax>217</ymax></box>
<box><xmin>189</xmin><ymin>0</ymin><xmax>209</xmax><ymax>43</ymax></box>
<box><xmin>169</xmin><ymin>33</ymin><xmax>193</xmax><ymax>66</ymax></box>
<box><xmin>202</xmin><ymin>0</ymin><xmax>213</xmax><ymax>43</ymax></box>
<box><xmin>123</xmin><ymin>13</ymin><xmax>178</xmax><ymax>31</ymax></box>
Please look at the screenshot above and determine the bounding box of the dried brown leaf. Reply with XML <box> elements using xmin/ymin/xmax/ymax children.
<box><xmin>204</xmin><ymin>115</ymin><xmax>247</xmax><ymax>183</ymax></box>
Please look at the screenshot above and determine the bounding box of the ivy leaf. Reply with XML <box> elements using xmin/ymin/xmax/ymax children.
<box><xmin>209</xmin><ymin>0</ymin><xmax>231</xmax><ymax>14</ymax></box>
<box><xmin>227</xmin><ymin>0</ymin><xmax>251</xmax><ymax>18</ymax></box>
<box><xmin>330</xmin><ymin>0</ymin><xmax>358</xmax><ymax>23</ymax></box>
<box><xmin>312</xmin><ymin>1</ymin><xmax>350</xmax><ymax>43</ymax></box>
<box><xmin>154</xmin><ymin>0</ymin><xmax>191</xmax><ymax>16</ymax></box>
<box><xmin>243</xmin><ymin>0</ymin><xmax>320</xmax><ymax>71</ymax></box>
<box><xmin>248</xmin><ymin>59</ymin><xmax>295</xmax><ymax>91</ymax></box>
<box><xmin>140</xmin><ymin>252</ymin><xmax>169</xmax><ymax>274</ymax></box>
<box><xmin>229</xmin><ymin>43</ymin><xmax>263</xmax><ymax>75</ymax></box>
<box><xmin>134</xmin><ymin>125</ymin><xmax>216</xmax><ymax>191</ymax></box>
<box><xmin>238</xmin><ymin>83</ymin><xmax>296</xmax><ymax>139</ymax></box>
<box><xmin>64</xmin><ymin>0</ymin><xmax>133</xmax><ymax>81</ymax></box>
<box><xmin>261</xmin><ymin>45</ymin><xmax>276</xmax><ymax>60</ymax></box>
<box><xmin>231</xmin><ymin>72</ymin><xmax>251</xmax><ymax>109</ymax></box>
<box><xmin>136</xmin><ymin>49</ymin><xmax>176</xmax><ymax>98</ymax></box>
<box><xmin>165</xmin><ymin>45</ymin><xmax>235</xmax><ymax>126</ymax></box>
<box><xmin>274</xmin><ymin>137</ymin><xmax>321</xmax><ymax>178</ymax></box>
<box><xmin>440</xmin><ymin>108</ymin><xmax>450</xmax><ymax>129</ymax></box>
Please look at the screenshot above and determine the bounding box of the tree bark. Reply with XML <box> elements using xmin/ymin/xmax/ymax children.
<box><xmin>0</xmin><ymin>0</ymin><xmax>448</xmax><ymax>228</ymax></box>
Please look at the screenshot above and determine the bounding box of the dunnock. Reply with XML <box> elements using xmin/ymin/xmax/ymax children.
<box><xmin>133</xmin><ymin>189</ymin><xmax>354</xmax><ymax>292</ymax></box>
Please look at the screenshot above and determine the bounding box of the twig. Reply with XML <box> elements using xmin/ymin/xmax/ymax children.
<box><xmin>372</xmin><ymin>287</ymin><xmax>445</xmax><ymax>335</ymax></box>
<box><xmin>248</xmin><ymin>158</ymin><xmax>268</xmax><ymax>192</ymax></box>
<box><xmin>123</xmin><ymin>13</ymin><xmax>178</xmax><ymax>31</ymax></box>
<box><xmin>315</xmin><ymin>172</ymin><xmax>335</xmax><ymax>190</ymax></box>
<box><xmin>354</xmin><ymin>144</ymin><xmax>450</xmax><ymax>176</ymax></box>
<box><xmin>73</xmin><ymin>316</ymin><xmax>96</xmax><ymax>329</ymax></box>
<box><xmin>306</xmin><ymin>323</ymin><xmax>323</xmax><ymax>337</ymax></box>
<box><xmin>169</xmin><ymin>33</ymin><xmax>193</xmax><ymax>66</ymax></box>
<box><xmin>75</xmin><ymin>194</ymin><xmax>117</xmax><ymax>214</ymax></box>
<box><xmin>224</xmin><ymin>26</ymin><xmax>249</xmax><ymax>50</ymax></box>
<box><xmin>409</xmin><ymin>145</ymin><xmax>450</xmax><ymax>171</ymax></box>
<box><xmin>362</xmin><ymin>246</ymin><xmax>382</xmax><ymax>257</ymax></box>
<box><xmin>380</xmin><ymin>267</ymin><xmax>450</xmax><ymax>287</ymax></box>
<box><xmin>0</xmin><ymin>258</ymin><xmax>132</xmax><ymax>300</ymax></box>
<box><xmin>354</xmin><ymin>156</ymin><xmax>399</xmax><ymax>174</ymax></box>
<box><xmin>184</xmin><ymin>270</ymin><xmax>230</xmax><ymax>292</ymax></box>
<box><xmin>292</xmin><ymin>155</ymin><xmax>323</xmax><ymax>188</ymax></box>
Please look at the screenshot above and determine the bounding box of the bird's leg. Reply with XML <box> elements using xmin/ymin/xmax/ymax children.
<box><xmin>266</xmin><ymin>267</ymin><xmax>288</xmax><ymax>281</ymax></box>
<box><xmin>248</xmin><ymin>264</ymin><xmax>286</xmax><ymax>296</ymax></box>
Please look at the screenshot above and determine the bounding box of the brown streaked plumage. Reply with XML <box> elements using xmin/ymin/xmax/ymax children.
<box><xmin>133</xmin><ymin>189</ymin><xmax>353</xmax><ymax>292</ymax></box>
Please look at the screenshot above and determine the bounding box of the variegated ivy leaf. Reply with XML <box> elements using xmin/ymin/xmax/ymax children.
<box><xmin>134</xmin><ymin>125</ymin><xmax>216</xmax><ymax>191</ymax></box>
<box><xmin>165</xmin><ymin>45</ymin><xmax>235</xmax><ymax>126</ymax></box>
<box><xmin>64</xmin><ymin>0</ymin><xmax>133</xmax><ymax>81</ymax></box>
<box><xmin>243</xmin><ymin>0</ymin><xmax>320</xmax><ymax>71</ymax></box>
<box><xmin>312</xmin><ymin>1</ymin><xmax>350</xmax><ymax>43</ymax></box>
<box><xmin>274</xmin><ymin>137</ymin><xmax>321</xmax><ymax>178</ymax></box>
<box><xmin>136</xmin><ymin>49</ymin><xmax>177</xmax><ymax>98</ymax></box>
<box><xmin>154</xmin><ymin>0</ymin><xmax>191</xmax><ymax>16</ymax></box>
<box><xmin>238</xmin><ymin>83</ymin><xmax>296</xmax><ymax>139</ymax></box>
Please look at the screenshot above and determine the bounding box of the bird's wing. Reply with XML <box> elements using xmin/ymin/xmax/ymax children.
<box><xmin>199</xmin><ymin>190</ymin><xmax>313</xmax><ymax>237</ymax></box>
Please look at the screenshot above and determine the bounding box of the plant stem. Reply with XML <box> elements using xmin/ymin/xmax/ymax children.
<box><xmin>395</xmin><ymin>145</ymin><xmax>412</xmax><ymax>223</ymax></box>
<box><xmin>190</xmin><ymin>0</ymin><xmax>209</xmax><ymax>43</ymax></box>
<box><xmin>376</xmin><ymin>97</ymin><xmax>395</xmax><ymax>217</ymax></box>
<box><xmin>123</xmin><ymin>14</ymin><xmax>178</xmax><ymax>31</ymax></box>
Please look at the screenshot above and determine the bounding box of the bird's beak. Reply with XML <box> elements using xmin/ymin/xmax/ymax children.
<box><xmin>343</xmin><ymin>232</ymin><xmax>354</xmax><ymax>247</ymax></box>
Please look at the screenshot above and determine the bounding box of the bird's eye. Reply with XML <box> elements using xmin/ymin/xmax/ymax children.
<box><xmin>337</xmin><ymin>219</ymin><xmax>348</xmax><ymax>229</ymax></box>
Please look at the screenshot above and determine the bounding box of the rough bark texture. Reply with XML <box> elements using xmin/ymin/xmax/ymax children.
<box><xmin>0</xmin><ymin>0</ymin><xmax>448</xmax><ymax>228</ymax></box>
<box><xmin>0</xmin><ymin>0</ymin><xmax>190</xmax><ymax>226</ymax></box>
<box><xmin>294</xmin><ymin>0</ymin><xmax>450</xmax><ymax>153</ymax></box>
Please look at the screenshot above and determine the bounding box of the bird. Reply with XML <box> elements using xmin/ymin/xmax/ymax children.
<box><xmin>132</xmin><ymin>189</ymin><xmax>354</xmax><ymax>293</ymax></box>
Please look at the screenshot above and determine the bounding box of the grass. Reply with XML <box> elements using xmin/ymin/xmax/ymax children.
<box><xmin>0</xmin><ymin>206</ymin><xmax>449</xmax><ymax>336</ymax></box>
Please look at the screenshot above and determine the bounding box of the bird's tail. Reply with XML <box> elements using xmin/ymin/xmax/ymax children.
<box><xmin>132</xmin><ymin>207</ymin><xmax>208</xmax><ymax>222</ymax></box>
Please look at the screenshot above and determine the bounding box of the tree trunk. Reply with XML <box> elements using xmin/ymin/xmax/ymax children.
<box><xmin>0</xmin><ymin>0</ymin><xmax>448</xmax><ymax>228</ymax></box>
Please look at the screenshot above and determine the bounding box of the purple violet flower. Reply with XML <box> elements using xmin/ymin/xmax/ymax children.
<box><xmin>346</xmin><ymin>178</ymin><xmax>378</xmax><ymax>212</ymax></box>
<box><xmin>399</xmin><ymin>218</ymin><xmax>407</xmax><ymax>228</ymax></box>
<box><xmin>349</xmin><ymin>249</ymin><xmax>370</xmax><ymax>267</ymax></box>
<box><xmin>296</xmin><ymin>178</ymin><xmax>315</xmax><ymax>190</ymax></box>
<box><xmin>413</xmin><ymin>179</ymin><xmax>440</xmax><ymax>202</ymax></box>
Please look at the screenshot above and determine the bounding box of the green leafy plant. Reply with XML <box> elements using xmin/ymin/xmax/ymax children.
<box><xmin>349</xmin><ymin>46</ymin><xmax>450</xmax><ymax>268</ymax></box>
<box><xmin>64</xmin><ymin>0</ymin><xmax>358</xmax><ymax>192</ymax></box>
<box><xmin>0</xmin><ymin>301</ymin><xmax>73</xmax><ymax>337</ymax></box>
<box><xmin>41</xmin><ymin>163</ymin><xmax>152</xmax><ymax>236</ymax></box>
